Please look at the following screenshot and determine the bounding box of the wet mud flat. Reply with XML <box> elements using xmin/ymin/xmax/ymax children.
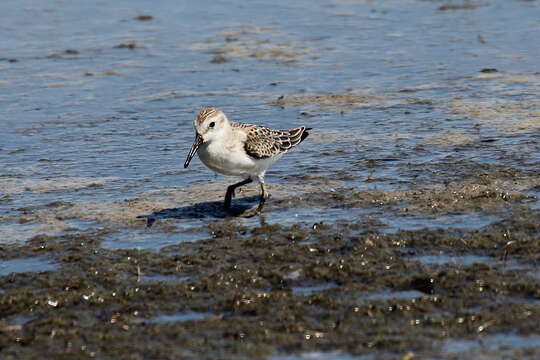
<box><xmin>2</xmin><ymin>164</ymin><xmax>540</xmax><ymax>360</ymax></box>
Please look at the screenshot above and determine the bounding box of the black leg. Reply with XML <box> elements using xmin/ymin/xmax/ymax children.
<box><xmin>256</xmin><ymin>183</ymin><xmax>269</xmax><ymax>213</ymax></box>
<box><xmin>243</xmin><ymin>182</ymin><xmax>270</xmax><ymax>217</ymax></box>
<box><xmin>224</xmin><ymin>178</ymin><xmax>252</xmax><ymax>210</ymax></box>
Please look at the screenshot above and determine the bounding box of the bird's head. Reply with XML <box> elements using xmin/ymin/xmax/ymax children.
<box><xmin>184</xmin><ymin>107</ymin><xmax>229</xmax><ymax>168</ymax></box>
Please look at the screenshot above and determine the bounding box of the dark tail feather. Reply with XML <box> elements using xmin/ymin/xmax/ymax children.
<box><xmin>300</xmin><ymin>127</ymin><xmax>312</xmax><ymax>143</ymax></box>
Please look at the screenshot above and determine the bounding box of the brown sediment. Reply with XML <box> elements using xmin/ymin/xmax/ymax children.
<box><xmin>2</xmin><ymin>163</ymin><xmax>540</xmax><ymax>359</ymax></box>
<box><xmin>272</xmin><ymin>93</ymin><xmax>387</xmax><ymax>111</ymax></box>
<box><xmin>270</xmin><ymin>91</ymin><xmax>439</xmax><ymax>112</ymax></box>
<box><xmin>114</xmin><ymin>42</ymin><xmax>137</xmax><ymax>50</ymax></box>
<box><xmin>134</xmin><ymin>15</ymin><xmax>153</xmax><ymax>21</ymax></box>
<box><xmin>210</xmin><ymin>55</ymin><xmax>229</xmax><ymax>64</ymax></box>
<box><xmin>448</xmin><ymin>98</ymin><xmax>540</xmax><ymax>135</ymax></box>
<box><xmin>193</xmin><ymin>26</ymin><xmax>309</xmax><ymax>64</ymax></box>
<box><xmin>3</xmin><ymin>166</ymin><xmax>538</xmax><ymax>246</ymax></box>
<box><xmin>438</xmin><ymin>3</ymin><xmax>482</xmax><ymax>11</ymax></box>
<box><xmin>420</xmin><ymin>130</ymin><xmax>478</xmax><ymax>147</ymax></box>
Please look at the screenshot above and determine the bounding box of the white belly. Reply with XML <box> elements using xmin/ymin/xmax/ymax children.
<box><xmin>197</xmin><ymin>142</ymin><xmax>281</xmax><ymax>179</ymax></box>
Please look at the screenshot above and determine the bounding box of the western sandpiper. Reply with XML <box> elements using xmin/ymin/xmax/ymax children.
<box><xmin>184</xmin><ymin>107</ymin><xmax>311</xmax><ymax>216</ymax></box>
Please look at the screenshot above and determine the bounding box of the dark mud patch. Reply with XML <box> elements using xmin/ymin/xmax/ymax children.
<box><xmin>134</xmin><ymin>15</ymin><xmax>153</xmax><ymax>21</ymax></box>
<box><xmin>438</xmin><ymin>3</ymin><xmax>482</xmax><ymax>11</ymax></box>
<box><xmin>210</xmin><ymin>55</ymin><xmax>230</xmax><ymax>64</ymax></box>
<box><xmin>114</xmin><ymin>41</ymin><xmax>138</xmax><ymax>50</ymax></box>
<box><xmin>2</xmin><ymin>197</ymin><xmax>540</xmax><ymax>359</ymax></box>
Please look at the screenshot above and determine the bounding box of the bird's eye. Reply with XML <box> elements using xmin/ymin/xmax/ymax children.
<box><xmin>209</xmin><ymin>122</ymin><xmax>215</xmax><ymax>128</ymax></box>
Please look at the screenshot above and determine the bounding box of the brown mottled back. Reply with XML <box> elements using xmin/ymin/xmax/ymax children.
<box><xmin>232</xmin><ymin>123</ymin><xmax>311</xmax><ymax>159</ymax></box>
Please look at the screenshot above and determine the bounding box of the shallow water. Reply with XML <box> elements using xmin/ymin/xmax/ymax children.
<box><xmin>139</xmin><ymin>273</ymin><xmax>193</xmax><ymax>283</ymax></box>
<box><xmin>411</xmin><ymin>253</ymin><xmax>495</xmax><ymax>266</ymax></box>
<box><xmin>361</xmin><ymin>289</ymin><xmax>428</xmax><ymax>301</ymax></box>
<box><xmin>442</xmin><ymin>334</ymin><xmax>540</xmax><ymax>354</ymax></box>
<box><xmin>144</xmin><ymin>311</ymin><xmax>213</xmax><ymax>324</ymax></box>
<box><xmin>100</xmin><ymin>225</ymin><xmax>209</xmax><ymax>250</ymax></box>
<box><xmin>271</xmin><ymin>352</ymin><xmax>376</xmax><ymax>360</ymax></box>
<box><xmin>0</xmin><ymin>257</ymin><xmax>57</xmax><ymax>276</ymax></box>
<box><xmin>291</xmin><ymin>282</ymin><xmax>338</xmax><ymax>296</ymax></box>
<box><xmin>384</xmin><ymin>212</ymin><xmax>501</xmax><ymax>233</ymax></box>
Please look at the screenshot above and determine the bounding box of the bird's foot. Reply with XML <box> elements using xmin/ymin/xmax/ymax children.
<box><xmin>241</xmin><ymin>198</ymin><xmax>267</xmax><ymax>217</ymax></box>
<box><xmin>241</xmin><ymin>206</ymin><xmax>262</xmax><ymax>218</ymax></box>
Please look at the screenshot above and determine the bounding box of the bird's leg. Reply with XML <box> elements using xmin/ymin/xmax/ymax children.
<box><xmin>243</xmin><ymin>177</ymin><xmax>270</xmax><ymax>217</ymax></box>
<box><xmin>224</xmin><ymin>178</ymin><xmax>252</xmax><ymax>210</ymax></box>
<box><xmin>256</xmin><ymin>182</ymin><xmax>269</xmax><ymax>213</ymax></box>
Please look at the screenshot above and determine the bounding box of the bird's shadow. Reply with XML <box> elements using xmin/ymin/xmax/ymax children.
<box><xmin>137</xmin><ymin>196</ymin><xmax>259</xmax><ymax>227</ymax></box>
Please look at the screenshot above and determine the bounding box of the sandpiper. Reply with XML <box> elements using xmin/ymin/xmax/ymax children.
<box><xmin>184</xmin><ymin>107</ymin><xmax>311</xmax><ymax>216</ymax></box>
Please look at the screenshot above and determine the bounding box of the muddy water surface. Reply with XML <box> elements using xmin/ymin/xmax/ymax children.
<box><xmin>1</xmin><ymin>0</ymin><xmax>540</xmax><ymax>359</ymax></box>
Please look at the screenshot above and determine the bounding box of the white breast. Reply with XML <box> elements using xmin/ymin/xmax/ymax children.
<box><xmin>197</xmin><ymin>141</ymin><xmax>282</xmax><ymax>179</ymax></box>
<box><xmin>198</xmin><ymin>140</ymin><xmax>253</xmax><ymax>177</ymax></box>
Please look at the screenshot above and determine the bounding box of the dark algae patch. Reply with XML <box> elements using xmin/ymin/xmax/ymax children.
<box><xmin>2</xmin><ymin>154</ymin><xmax>540</xmax><ymax>358</ymax></box>
<box><xmin>2</xmin><ymin>180</ymin><xmax>540</xmax><ymax>359</ymax></box>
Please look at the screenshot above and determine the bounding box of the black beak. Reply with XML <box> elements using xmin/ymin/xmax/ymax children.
<box><xmin>184</xmin><ymin>133</ymin><xmax>203</xmax><ymax>168</ymax></box>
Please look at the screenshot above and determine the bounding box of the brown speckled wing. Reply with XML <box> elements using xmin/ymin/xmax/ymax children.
<box><xmin>232</xmin><ymin>122</ymin><xmax>310</xmax><ymax>159</ymax></box>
